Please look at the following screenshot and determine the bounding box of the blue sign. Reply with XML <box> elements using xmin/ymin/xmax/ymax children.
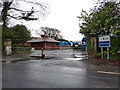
<box><xmin>98</xmin><ymin>36</ymin><xmax>110</xmax><ymax>47</ymax></box>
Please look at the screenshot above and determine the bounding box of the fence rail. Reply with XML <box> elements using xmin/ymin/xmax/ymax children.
<box><xmin>12</xmin><ymin>46</ymin><xmax>85</xmax><ymax>52</ymax></box>
<box><xmin>11</xmin><ymin>47</ymin><xmax>88</xmax><ymax>59</ymax></box>
<box><xmin>12</xmin><ymin>47</ymin><xmax>31</xmax><ymax>52</ymax></box>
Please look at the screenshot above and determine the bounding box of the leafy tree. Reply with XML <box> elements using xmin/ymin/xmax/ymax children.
<box><xmin>12</xmin><ymin>25</ymin><xmax>31</xmax><ymax>44</ymax></box>
<box><xmin>57</xmin><ymin>39</ymin><xmax>69</xmax><ymax>42</ymax></box>
<box><xmin>1</xmin><ymin>0</ymin><xmax>49</xmax><ymax>53</ymax></box>
<box><xmin>78</xmin><ymin>0</ymin><xmax>120</xmax><ymax>37</ymax></box>
<box><xmin>77</xmin><ymin>0</ymin><xmax>120</xmax><ymax>60</ymax></box>
<box><xmin>36</xmin><ymin>27</ymin><xmax>63</xmax><ymax>40</ymax></box>
<box><xmin>2</xmin><ymin>25</ymin><xmax>31</xmax><ymax>45</ymax></box>
<box><xmin>2</xmin><ymin>26</ymin><xmax>15</xmax><ymax>41</ymax></box>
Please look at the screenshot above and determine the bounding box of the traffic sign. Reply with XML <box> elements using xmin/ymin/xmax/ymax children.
<box><xmin>98</xmin><ymin>36</ymin><xmax>110</xmax><ymax>47</ymax></box>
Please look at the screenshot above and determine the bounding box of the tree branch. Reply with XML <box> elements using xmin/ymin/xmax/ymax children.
<box><xmin>9</xmin><ymin>7</ymin><xmax>40</xmax><ymax>12</ymax></box>
<box><xmin>19</xmin><ymin>0</ymin><xmax>48</xmax><ymax>11</ymax></box>
<box><xmin>8</xmin><ymin>15</ymin><xmax>21</xmax><ymax>20</ymax></box>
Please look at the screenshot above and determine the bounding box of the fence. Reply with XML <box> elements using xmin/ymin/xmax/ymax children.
<box><xmin>12</xmin><ymin>46</ymin><xmax>86</xmax><ymax>52</ymax></box>
<box><xmin>12</xmin><ymin>47</ymin><xmax>31</xmax><ymax>52</ymax></box>
<box><xmin>11</xmin><ymin>46</ymin><xmax>88</xmax><ymax>60</ymax></box>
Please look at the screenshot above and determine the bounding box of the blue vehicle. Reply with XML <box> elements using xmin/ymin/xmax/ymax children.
<box><xmin>80</xmin><ymin>37</ymin><xmax>87</xmax><ymax>50</ymax></box>
<box><xmin>80</xmin><ymin>44</ymin><xmax>87</xmax><ymax>50</ymax></box>
<box><xmin>59</xmin><ymin>42</ymin><xmax>71</xmax><ymax>46</ymax></box>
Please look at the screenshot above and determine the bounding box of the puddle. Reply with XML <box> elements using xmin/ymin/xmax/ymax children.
<box><xmin>2</xmin><ymin>58</ymin><xmax>31</xmax><ymax>63</ymax></box>
<box><xmin>63</xmin><ymin>58</ymin><xmax>82</xmax><ymax>61</ymax></box>
<box><xmin>30</xmin><ymin>56</ymin><xmax>55</xmax><ymax>60</ymax></box>
<box><xmin>2</xmin><ymin>52</ymin><xmax>88</xmax><ymax>63</ymax></box>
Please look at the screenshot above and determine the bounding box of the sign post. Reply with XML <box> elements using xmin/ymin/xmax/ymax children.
<box><xmin>107</xmin><ymin>47</ymin><xmax>110</xmax><ymax>60</ymax></box>
<box><xmin>98</xmin><ymin>35</ymin><xmax>110</xmax><ymax>60</ymax></box>
<box><xmin>101</xmin><ymin>47</ymin><xmax>103</xmax><ymax>59</ymax></box>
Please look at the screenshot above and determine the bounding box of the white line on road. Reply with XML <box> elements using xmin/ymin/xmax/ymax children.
<box><xmin>97</xmin><ymin>71</ymin><xmax>120</xmax><ymax>75</ymax></box>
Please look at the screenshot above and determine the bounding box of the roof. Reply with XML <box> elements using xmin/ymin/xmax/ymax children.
<box><xmin>27</xmin><ymin>35</ymin><xmax>59</xmax><ymax>43</ymax></box>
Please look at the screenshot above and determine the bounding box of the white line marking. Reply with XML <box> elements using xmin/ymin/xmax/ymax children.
<box><xmin>97</xmin><ymin>71</ymin><xmax>120</xmax><ymax>75</ymax></box>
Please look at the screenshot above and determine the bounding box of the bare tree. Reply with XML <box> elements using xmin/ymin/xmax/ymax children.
<box><xmin>36</xmin><ymin>27</ymin><xmax>63</xmax><ymax>40</ymax></box>
<box><xmin>0</xmin><ymin>0</ymin><xmax>49</xmax><ymax>26</ymax></box>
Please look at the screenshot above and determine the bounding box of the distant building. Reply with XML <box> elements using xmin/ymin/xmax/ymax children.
<box><xmin>27</xmin><ymin>35</ymin><xmax>60</xmax><ymax>50</ymax></box>
<box><xmin>71</xmin><ymin>41</ymin><xmax>81</xmax><ymax>47</ymax></box>
<box><xmin>59</xmin><ymin>42</ymin><xmax>71</xmax><ymax>46</ymax></box>
<box><xmin>58</xmin><ymin>41</ymin><xmax>72</xmax><ymax>49</ymax></box>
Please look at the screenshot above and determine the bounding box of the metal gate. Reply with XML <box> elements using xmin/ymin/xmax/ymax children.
<box><xmin>29</xmin><ymin>47</ymin><xmax>88</xmax><ymax>60</ymax></box>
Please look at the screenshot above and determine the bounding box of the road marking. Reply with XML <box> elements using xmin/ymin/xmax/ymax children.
<box><xmin>97</xmin><ymin>71</ymin><xmax>120</xmax><ymax>75</ymax></box>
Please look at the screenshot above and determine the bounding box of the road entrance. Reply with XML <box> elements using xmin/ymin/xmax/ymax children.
<box><xmin>31</xmin><ymin>47</ymin><xmax>88</xmax><ymax>61</ymax></box>
<box><xmin>12</xmin><ymin>47</ymin><xmax>88</xmax><ymax>60</ymax></box>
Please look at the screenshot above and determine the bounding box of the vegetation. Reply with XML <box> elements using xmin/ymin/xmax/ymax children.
<box><xmin>78</xmin><ymin>1</ymin><xmax>120</xmax><ymax>36</ymax></box>
<box><xmin>110</xmin><ymin>36</ymin><xmax>120</xmax><ymax>60</ymax></box>
<box><xmin>36</xmin><ymin>27</ymin><xmax>63</xmax><ymax>40</ymax></box>
<box><xmin>57</xmin><ymin>39</ymin><xmax>69</xmax><ymax>42</ymax></box>
<box><xmin>12</xmin><ymin>44</ymin><xmax>30</xmax><ymax>47</ymax></box>
<box><xmin>0</xmin><ymin>0</ymin><xmax>49</xmax><ymax>26</ymax></box>
<box><xmin>78</xmin><ymin>0</ymin><xmax>120</xmax><ymax>60</ymax></box>
<box><xmin>2</xmin><ymin>25</ymin><xmax>31</xmax><ymax>45</ymax></box>
<box><xmin>1</xmin><ymin>0</ymin><xmax>49</xmax><ymax>54</ymax></box>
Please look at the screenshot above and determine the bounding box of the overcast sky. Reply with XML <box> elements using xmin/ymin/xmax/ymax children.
<box><xmin>26</xmin><ymin>0</ymin><xmax>95</xmax><ymax>41</ymax></box>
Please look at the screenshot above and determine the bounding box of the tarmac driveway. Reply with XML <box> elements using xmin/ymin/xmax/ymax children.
<box><xmin>2</xmin><ymin>50</ymin><xmax>119</xmax><ymax>88</ymax></box>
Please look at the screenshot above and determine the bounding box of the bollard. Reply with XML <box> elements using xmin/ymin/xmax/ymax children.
<box><xmin>42</xmin><ymin>54</ymin><xmax>45</xmax><ymax>58</ymax></box>
<box><xmin>41</xmin><ymin>48</ymin><xmax>45</xmax><ymax>58</ymax></box>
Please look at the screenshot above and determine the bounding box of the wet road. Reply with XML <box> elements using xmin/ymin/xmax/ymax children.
<box><xmin>2</xmin><ymin>50</ymin><xmax>119</xmax><ymax>88</ymax></box>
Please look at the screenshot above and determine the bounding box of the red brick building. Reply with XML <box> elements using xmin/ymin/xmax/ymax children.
<box><xmin>27</xmin><ymin>35</ymin><xmax>60</xmax><ymax>50</ymax></box>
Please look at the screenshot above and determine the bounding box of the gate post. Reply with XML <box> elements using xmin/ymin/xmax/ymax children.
<box><xmin>4</xmin><ymin>39</ymin><xmax>12</xmax><ymax>55</ymax></box>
